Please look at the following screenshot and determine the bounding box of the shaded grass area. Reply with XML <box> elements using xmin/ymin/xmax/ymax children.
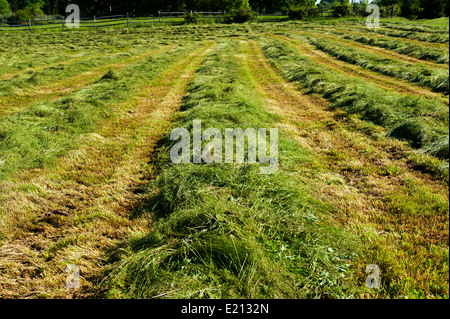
<box><xmin>304</xmin><ymin>35</ymin><xmax>449</xmax><ymax>95</ymax></box>
<box><xmin>260</xmin><ymin>37</ymin><xmax>449</xmax><ymax>165</ymax></box>
<box><xmin>101</xmin><ymin>40</ymin><xmax>362</xmax><ymax>299</ymax></box>
<box><xmin>0</xmin><ymin>43</ymin><xmax>199</xmax><ymax>179</ymax></box>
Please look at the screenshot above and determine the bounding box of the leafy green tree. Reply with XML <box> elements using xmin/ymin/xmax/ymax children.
<box><xmin>8</xmin><ymin>0</ymin><xmax>42</xmax><ymax>11</ymax></box>
<box><xmin>7</xmin><ymin>1</ymin><xmax>42</xmax><ymax>21</ymax></box>
<box><xmin>249</xmin><ymin>0</ymin><xmax>291</xmax><ymax>12</ymax></box>
<box><xmin>286</xmin><ymin>0</ymin><xmax>315</xmax><ymax>8</ymax></box>
<box><xmin>0</xmin><ymin>0</ymin><xmax>11</xmax><ymax>14</ymax></box>
<box><xmin>331</xmin><ymin>0</ymin><xmax>352</xmax><ymax>17</ymax></box>
<box><xmin>214</xmin><ymin>0</ymin><xmax>251</xmax><ymax>11</ymax></box>
<box><xmin>400</xmin><ymin>0</ymin><xmax>422</xmax><ymax>18</ymax></box>
<box><xmin>420</xmin><ymin>0</ymin><xmax>448</xmax><ymax>18</ymax></box>
<box><xmin>4</xmin><ymin>0</ymin><xmax>448</xmax><ymax>18</ymax></box>
<box><xmin>377</xmin><ymin>0</ymin><xmax>438</xmax><ymax>19</ymax></box>
<box><xmin>318</xmin><ymin>0</ymin><xmax>336</xmax><ymax>8</ymax></box>
<box><xmin>288</xmin><ymin>6</ymin><xmax>308</xmax><ymax>19</ymax></box>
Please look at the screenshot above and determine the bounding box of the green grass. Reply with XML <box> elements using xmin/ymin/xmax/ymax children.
<box><xmin>101</xmin><ymin>40</ymin><xmax>362</xmax><ymax>299</ymax></box>
<box><xmin>383</xmin><ymin>20</ymin><xmax>449</xmax><ymax>33</ymax></box>
<box><xmin>414</xmin><ymin>17</ymin><xmax>450</xmax><ymax>27</ymax></box>
<box><xmin>303</xmin><ymin>34</ymin><xmax>449</xmax><ymax>95</ymax></box>
<box><xmin>370</xmin><ymin>17</ymin><xmax>449</xmax><ymax>28</ymax></box>
<box><xmin>0</xmin><ymin>49</ymin><xmax>145</xmax><ymax>96</ymax></box>
<box><xmin>0</xmin><ymin>43</ymin><xmax>198</xmax><ymax>179</ymax></box>
<box><xmin>338</xmin><ymin>33</ymin><xmax>449</xmax><ymax>64</ymax></box>
<box><xmin>259</xmin><ymin>36</ymin><xmax>449</xmax><ymax>162</ymax></box>
<box><xmin>371</xmin><ymin>27</ymin><xmax>449</xmax><ymax>44</ymax></box>
<box><xmin>0</xmin><ymin>29</ymin><xmax>168</xmax><ymax>77</ymax></box>
<box><xmin>0</xmin><ymin>20</ymin><xmax>448</xmax><ymax>300</ymax></box>
<box><xmin>301</xmin><ymin>19</ymin><xmax>449</xmax><ymax>43</ymax></box>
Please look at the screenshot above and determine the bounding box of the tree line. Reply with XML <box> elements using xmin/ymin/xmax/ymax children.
<box><xmin>0</xmin><ymin>0</ymin><xmax>448</xmax><ymax>19</ymax></box>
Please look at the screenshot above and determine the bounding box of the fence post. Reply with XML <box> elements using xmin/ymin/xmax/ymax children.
<box><xmin>94</xmin><ymin>15</ymin><xmax>96</xmax><ymax>27</ymax></box>
<box><xmin>320</xmin><ymin>8</ymin><xmax>323</xmax><ymax>17</ymax></box>
<box><xmin>61</xmin><ymin>16</ymin><xmax>64</xmax><ymax>31</ymax></box>
<box><xmin>158</xmin><ymin>11</ymin><xmax>161</xmax><ymax>23</ymax></box>
<box><xmin>29</xmin><ymin>18</ymin><xmax>31</xmax><ymax>31</ymax></box>
<box><xmin>391</xmin><ymin>6</ymin><xmax>394</xmax><ymax>18</ymax></box>
<box><xmin>127</xmin><ymin>12</ymin><xmax>129</xmax><ymax>27</ymax></box>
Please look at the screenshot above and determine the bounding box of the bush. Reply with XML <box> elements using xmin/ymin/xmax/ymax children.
<box><xmin>8</xmin><ymin>9</ymin><xmax>32</xmax><ymax>22</ymax></box>
<box><xmin>8</xmin><ymin>3</ymin><xmax>43</xmax><ymax>22</ymax></box>
<box><xmin>288</xmin><ymin>7</ymin><xmax>308</xmax><ymax>20</ymax></box>
<box><xmin>308</xmin><ymin>8</ymin><xmax>320</xmax><ymax>18</ymax></box>
<box><xmin>215</xmin><ymin>15</ymin><xmax>225</xmax><ymax>23</ymax></box>
<box><xmin>332</xmin><ymin>2</ymin><xmax>352</xmax><ymax>18</ymax></box>
<box><xmin>183</xmin><ymin>13</ymin><xmax>199</xmax><ymax>24</ymax></box>
<box><xmin>233</xmin><ymin>9</ymin><xmax>253</xmax><ymax>23</ymax></box>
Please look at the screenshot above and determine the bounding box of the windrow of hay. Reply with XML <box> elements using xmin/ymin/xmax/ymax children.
<box><xmin>0</xmin><ymin>43</ymin><xmax>200</xmax><ymax>179</ymax></box>
<box><xmin>102</xmin><ymin>40</ymin><xmax>361</xmax><ymax>299</ymax></box>
<box><xmin>260</xmin><ymin>37</ymin><xmax>449</xmax><ymax>165</ymax></box>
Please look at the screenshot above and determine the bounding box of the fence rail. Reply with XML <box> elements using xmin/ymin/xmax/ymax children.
<box><xmin>0</xmin><ymin>7</ymin><xmax>394</xmax><ymax>32</ymax></box>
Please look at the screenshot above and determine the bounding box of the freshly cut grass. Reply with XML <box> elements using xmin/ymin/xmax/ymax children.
<box><xmin>260</xmin><ymin>37</ymin><xmax>449</xmax><ymax>163</ymax></box>
<box><xmin>102</xmin><ymin>40</ymin><xmax>361</xmax><ymax>299</ymax></box>
<box><xmin>335</xmin><ymin>24</ymin><xmax>450</xmax><ymax>44</ymax></box>
<box><xmin>0</xmin><ymin>30</ymin><xmax>158</xmax><ymax>77</ymax></box>
<box><xmin>272</xmin><ymin>34</ymin><xmax>446</xmax><ymax>103</ymax></box>
<box><xmin>0</xmin><ymin>50</ymin><xmax>139</xmax><ymax>96</ymax></box>
<box><xmin>0</xmin><ymin>42</ymin><xmax>213</xmax><ymax>299</ymax></box>
<box><xmin>376</xmin><ymin>27</ymin><xmax>450</xmax><ymax>43</ymax></box>
<box><xmin>0</xmin><ymin>44</ymin><xmax>199</xmax><ymax>179</ymax></box>
<box><xmin>339</xmin><ymin>33</ymin><xmax>449</xmax><ymax>64</ymax></box>
<box><xmin>383</xmin><ymin>22</ymin><xmax>449</xmax><ymax>33</ymax></box>
<box><xmin>0</xmin><ymin>20</ymin><xmax>447</xmax><ymax>300</ymax></box>
<box><xmin>304</xmin><ymin>35</ymin><xmax>449</xmax><ymax>95</ymax></box>
<box><xmin>414</xmin><ymin>17</ymin><xmax>449</xmax><ymax>27</ymax></box>
<box><xmin>239</xmin><ymin>38</ymin><xmax>448</xmax><ymax>299</ymax></box>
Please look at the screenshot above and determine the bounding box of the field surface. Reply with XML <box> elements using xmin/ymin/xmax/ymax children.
<box><xmin>0</xmin><ymin>19</ymin><xmax>448</xmax><ymax>299</ymax></box>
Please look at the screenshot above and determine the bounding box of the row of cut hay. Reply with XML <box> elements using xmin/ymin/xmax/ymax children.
<box><xmin>260</xmin><ymin>37</ymin><xmax>449</xmax><ymax>164</ymax></box>
<box><xmin>0</xmin><ymin>43</ymin><xmax>198</xmax><ymax>179</ymax></box>
<box><xmin>102</xmin><ymin>40</ymin><xmax>361</xmax><ymax>299</ymax></box>
<box><xmin>338</xmin><ymin>33</ymin><xmax>449</xmax><ymax>64</ymax></box>
<box><xmin>304</xmin><ymin>35</ymin><xmax>449</xmax><ymax>95</ymax></box>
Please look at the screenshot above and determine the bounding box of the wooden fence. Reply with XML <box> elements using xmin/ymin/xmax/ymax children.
<box><xmin>0</xmin><ymin>8</ymin><xmax>394</xmax><ymax>32</ymax></box>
